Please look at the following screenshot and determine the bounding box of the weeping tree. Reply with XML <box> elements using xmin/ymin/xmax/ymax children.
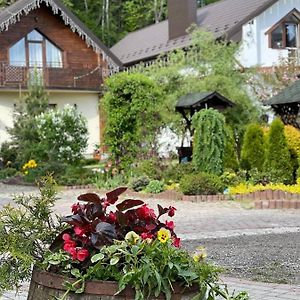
<box><xmin>192</xmin><ymin>108</ymin><xmax>227</xmax><ymax>175</ymax></box>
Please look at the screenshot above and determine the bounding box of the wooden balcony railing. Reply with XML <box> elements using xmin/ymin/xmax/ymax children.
<box><xmin>0</xmin><ymin>62</ymin><xmax>106</xmax><ymax>90</ymax></box>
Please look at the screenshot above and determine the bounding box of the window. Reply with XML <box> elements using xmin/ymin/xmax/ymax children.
<box><xmin>9</xmin><ymin>29</ymin><xmax>63</xmax><ymax>68</ymax></box>
<box><xmin>267</xmin><ymin>9</ymin><xmax>300</xmax><ymax>49</ymax></box>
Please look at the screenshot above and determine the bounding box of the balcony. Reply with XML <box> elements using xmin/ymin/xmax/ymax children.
<box><xmin>0</xmin><ymin>62</ymin><xmax>106</xmax><ymax>91</ymax></box>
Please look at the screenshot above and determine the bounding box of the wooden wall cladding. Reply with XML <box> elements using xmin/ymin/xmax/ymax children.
<box><xmin>0</xmin><ymin>3</ymin><xmax>105</xmax><ymax>90</ymax></box>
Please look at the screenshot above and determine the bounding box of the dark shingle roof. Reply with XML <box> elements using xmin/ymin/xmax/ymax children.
<box><xmin>0</xmin><ymin>0</ymin><xmax>122</xmax><ymax>69</ymax></box>
<box><xmin>266</xmin><ymin>80</ymin><xmax>300</xmax><ymax>105</ymax></box>
<box><xmin>111</xmin><ymin>0</ymin><xmax>278</xmax><ymax>66</ymax></box>
<box><xmin>176</xmin><ymin>91</ymin><xmax>234</xmax><ymax>109</ymax></box>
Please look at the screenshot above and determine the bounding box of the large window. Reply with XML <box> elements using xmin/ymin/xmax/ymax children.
<box><xmin>267</xmin><ymin>10</ymin><xmax>300</xmax><ymax>49</ymax></box>
<box><xmin>9</xmin><ymin>29</ymin><xmax>63</xmax><ymax>68</ymax></box>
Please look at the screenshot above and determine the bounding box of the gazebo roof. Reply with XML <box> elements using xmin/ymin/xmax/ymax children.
<box><xmin>175</xmin><ymin>91</ymin><xmax>234</xmax><ymax>110</ymax></box>
<box><xmin>266</xmin><ymin>80</ymin><xmax>300</xmax><ymax>106</ymax></box>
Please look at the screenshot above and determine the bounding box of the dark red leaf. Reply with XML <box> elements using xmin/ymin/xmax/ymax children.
<box><xmin>157</xmin><ymin>204</ymin><xmax>168</xmax><ymax>217</ymax></box>
<box><xmin>116</xmin><ymin>199</ymin><xmax>144</xmax><ymax>211</ymax></box>
<box><xmin>106</xmin><ymin>187</ymin><xmax>127</xmax><ymax>204</ymax></box>
<box><xmin>78</xmin><ymin>193</ymin><xmax>102</xmax><ymax>204</ymax></box>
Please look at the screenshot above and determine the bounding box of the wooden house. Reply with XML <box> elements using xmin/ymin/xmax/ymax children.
<box><xmin>0</xmin><ymin>0</ymin><xmax>122</xmax><ymax>155</ymax></box>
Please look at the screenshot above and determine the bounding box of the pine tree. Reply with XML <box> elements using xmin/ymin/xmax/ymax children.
<box><xmin>192</xmin><ymin>108</ymin><xmax>227</xmax><ymax>175</ymax></box>
<box><xmin>240</xmin><ymin>123</ymin><xmax>265</xmax><ymax>171</ymax></box>
<box><xmin>264</xmin><ymin>118</ymin><xmax>293</xmax><ymax>184</ymax></box>
<box><xmin>8</xmin><ymin>77</ymin><xmax>49</xmax><ymax>165</ymax></box>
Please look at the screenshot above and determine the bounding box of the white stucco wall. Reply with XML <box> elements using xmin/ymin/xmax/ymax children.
<box><xmin>0</xmin><ymin>90</ymin><xmax>100</xmax><ymax>155</ymax></box>
<box><xmin>239</xmin><ymin>0</ymin><xmax>300</xmax><ymax>67</ymax></box>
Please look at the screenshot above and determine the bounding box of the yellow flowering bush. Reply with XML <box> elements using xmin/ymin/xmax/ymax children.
<box><xmin>22</xmin><ymin>159</ymin><xmax>38</xmax><ymax>174</ymax></box>
<box><xmin>229</xmin><ymin>182</ymin><xmax>300</xmax><ymax>195</ymax></box>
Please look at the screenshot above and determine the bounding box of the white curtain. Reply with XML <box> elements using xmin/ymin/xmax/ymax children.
<box><xmin>29</xmin><ymin>43</ymin><xmax>43</xmax><ymax>67</ymax></box>
<box><xmin>46</xmin><ymin>40</ymin><xmax>62</xmax><ymax>68</ymax></box>
<box><xmin>9</xmin><ymin>38</ymin><xmax>26</xmax><ymax>66</ymax></box>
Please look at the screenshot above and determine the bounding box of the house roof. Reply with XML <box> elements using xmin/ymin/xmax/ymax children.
<box><xmin>176</xmin><ymin>91</ymin><xmax>234</xmax><ymax>109</ymax></box>
<box><xmin>111</xmin><ymin>0</ymin><xmax>278</xmax><ymax>66</ymax></box>
<box><xmin>0</xmin><ymin>0</ymin><xmax>122</xmax><ymax>71</ymax></box>
<box><xmin>265</xmin><ymin>80</ymin><xmax>300</xmax><ymax>106</ymax></box>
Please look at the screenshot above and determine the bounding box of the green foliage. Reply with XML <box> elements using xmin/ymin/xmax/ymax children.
<box><xmin>93</xmin><ymin>173</ymin><xmax>128</xmax><ymax>190</ymax></box>
<box><xmin>46</xmin><ymin>238</ymin><xmax>248</xmax><ymax>300</ymax></box>
<box><xmin>164</xmin><ymin>162</ymin><xmax>195</xmax><ymax>183</ymax></box>
<box><xmin>8</xmin><ymin>79</ymin><xmax>49</xmax><ymax>165</ymax></box>
<box><xmin>223</xmin><ymin>127</ymin><xmax>239</xmax><ymax>172</ymax></box>
<box><xmin>220</xmin><ymin>171</ymin><xmax>244</xmax><ymax>188</ymax></box>
<box><xmin>55</xmin><ymin>165</ymin><xmax>96</xmax><ymax>186</ymax></box>
<box><xmin>180</xmin><ymin>173</ymin><xmax>225</xmax><ymax>195</ymax></box>
<box><xmin>0</xmin><ymin>176</ymin><xmax>64</xmax><ymax>292</ymax></box>
<box><xmin>264</xmin><ymin>118</ymin><xmax>293</xmax><ymax>184</ymax></box>
<box><xmin>129</xmin><ymin>176</ymin><xmax>150</xmax><ymax>192</ymax></box>
<box><xmin>35</xmin><ymin>105</ymin><xmax>88</xmax><ymax>164</ymax></box>
<box><xmin>103</xmin><ymin>73</ymin><xmax>163</xmax><ymax>170</ymax></box>
<box><xmin>240</xmin><ymin>123</ymin><xmax>265</xmax><ymax>171</ymax></box>
<box><xmin>145</xmin><ymin>180</ymin><xmax>165</xmax><ymax>194</ymax></box>
<box><xmin>0</xmin><ymin>167</ymin><xmax>17</xmax><ymax>180</ymax></box>
<box><xmin>134</xmin><ymin>158</ymin><xmax>165</xmax><ymax>180</ymax></box>
<box><xmin>192</xmin><ymin>109</ymin><xmax>227</xmax><ymax>175</ymax></box>
<box><xmin>0</xmin><ymin>142</ymin><xmax>17</xmax><ymax>167</ymax></box>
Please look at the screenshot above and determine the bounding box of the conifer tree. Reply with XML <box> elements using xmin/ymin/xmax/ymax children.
<box><xmin>223</xmin><ymin>126</ymin><xmax>239</xmax><ymax>171</ymax></box>
<box><xmin>240</xmin><ymin>123</ymin><xmax>265</xmax><ymax>171</ymax></box>
<box><xmin>8</xmin><ymin>76</ymin><xmax>49</xmax><ymax>164</ymax></box>
<box><xmin>192</xmin><ymin>108</ymin><xmax>227</xmax><ymax>175</ymax></box>
<box><xmin>264</xmin><ymin>118</ymin><xmax>293</xmax><ymax>184</ymax></box>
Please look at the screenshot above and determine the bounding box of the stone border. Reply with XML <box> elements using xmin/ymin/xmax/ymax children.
<box><xmin>255</xmin><ymin>200</ymin><xmax>300</xmax><ymax>209</ymax></box>
<box><xmin>62</xmin><ymin>186</ymin><xmax>300</xmax><ymax>209</ymax></box>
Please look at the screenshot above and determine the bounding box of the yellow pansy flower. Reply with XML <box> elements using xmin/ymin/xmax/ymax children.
<box><xmin>157</xmin><ymin>228</ymin><xmax>171</xmax><ymax>243</ymax></box>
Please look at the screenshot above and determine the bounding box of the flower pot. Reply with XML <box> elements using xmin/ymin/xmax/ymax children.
<box><xmin>27</xmin><ymin>268</ymin><xmax>198</xmax><ymax>300</ymax></box>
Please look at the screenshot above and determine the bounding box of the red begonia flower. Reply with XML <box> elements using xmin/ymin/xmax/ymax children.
<box><xmin>141</xmin><ymin>232</ymin><xmax>154</xmax><ymax>240</ymax></box>
<box><xmin>77</xmin><ymin>248</ymin><xmax>90</xmax><ymax>262</ymax></box>
<box><xmin>172</xmin><ymin>237</ymin><xmax>181</xmax><ymax>248</ymax></box>
<box><xmin>107</xmin><ymin>211</ymin><xmax>117</xmax><ymax>223</ymax></box>
<box><xmin>137</xmin><ymin>204</ymin><xmax>156</xmax><ymax>220</ymax></box>
<box><xmin>74</xmin><ymin>226</ymin><xmax>86</xmax><ymax>237</ymax></box>
<box><xmin>168</xmin><ymin>206</ymin><xmax>176</xmax><ymax>217</ymax></box>
<box><xmin>62</xmin><ymin>233</ymin><xmax>72</xmax><ymax>241</ymax></box>
<box><xmin>165</xmin><ymin>220</ymin><xmax>175</xmax><ymax>230</ymax></box>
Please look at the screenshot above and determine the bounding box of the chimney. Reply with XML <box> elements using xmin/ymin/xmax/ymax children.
<box><xmin>168</xmin><ymin>0</ymin><xmax>197</xmax><ymax>40</ymax></box>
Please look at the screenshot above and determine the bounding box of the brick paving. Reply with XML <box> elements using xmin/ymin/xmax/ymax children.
<box><xmin>0</xmin><ymin>184</ymin><xmax>299</xmax><ymax>300</ymax></box>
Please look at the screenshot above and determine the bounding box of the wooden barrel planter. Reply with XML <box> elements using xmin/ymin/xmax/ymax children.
<box><xmin>27</xmin><ymin>268</ymin><xmax>198</xmax><ymax>300</ymax></box>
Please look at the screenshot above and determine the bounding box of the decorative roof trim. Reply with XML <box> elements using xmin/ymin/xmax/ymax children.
<box><xmin>0</xmin><ymin>0</ymin><xmax>122</xmax><ymax>73</ymax></box>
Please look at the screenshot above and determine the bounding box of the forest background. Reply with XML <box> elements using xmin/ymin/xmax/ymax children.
<box><xmin>0</xmin><ymin>0</ymin><xmax>220</xmax><ymax>46</ymax></box>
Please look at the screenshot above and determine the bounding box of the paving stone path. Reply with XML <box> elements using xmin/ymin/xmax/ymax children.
<box><xmin>0</xmin><ymin>184</ymin><xmax>299</xmax><ymax>300</ymax></box>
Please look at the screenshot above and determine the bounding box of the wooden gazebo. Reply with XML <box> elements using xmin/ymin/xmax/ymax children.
<box><xmin>175</xmin><ymin>91</ymin><xmax>235</xmax><ymax>162</ymax></box>
<box><xmin>265</xmin><ymin>81</ymin><xmax>300</xmax><ymax>129</ymax></box>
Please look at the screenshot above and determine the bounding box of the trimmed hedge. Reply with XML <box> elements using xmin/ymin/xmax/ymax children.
<box><xmin>180</xmin><ymin>172</ymin><xmax>225</xmax><ymax>195</ymax></box>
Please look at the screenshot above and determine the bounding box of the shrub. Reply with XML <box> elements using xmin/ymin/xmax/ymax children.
<box><xmin>103</xmin><ymin>73</ymin><xmax>163</xmax><ymax>171</ymax></box>
<box><xmin>220</xmin><ymin>171</ymin><xmax>243</xmax><ymax>188</ymax></box>
<box><xmin>56</xmin><ymin>165</ymin><xmax>96</xmax><ymax>186</ymax></box>
<box><xmin>35</xmin><ymin>105</ymin><xmax>88</xmax><ymax>164</ymax></box>
<box><xmin>93</xmin><ymin>173</ymin><xmax>128</xmax><ymax>190</ymax></box>
<box><xmin>0</xmin><ymin>142</ymin><xmax>17</xmax><ymax>168</ymax></box>
<box><xmin>134</xmin><ymin>158</ymin><xmax>164</xmax><ymax>180</ymax></box>
<box><xmin>264</xmin><ymin>118</ymin><xmax>293</xmax><ymax>184</ymax></box>
<box><xmin>129</xmin><ymin>176</ymin><xmax>150</xmax><ymax>192</ymax></box>
<box><xmin>163</xmin><ymin>162</ymin><xmax>195</xmax><ymax>183</ymax></box>
<box><xmin>192</xmin><ymin>109</ymin><xmax>227</xmax><ymax>175</ymax></box>
<box><xmin>284</xmin><ymin>125</ymin><xmax>300</xmax><ymax>157</ymax></box>
<box><xmin>0</xmin><ymin>167</ymin><xmax>17</xmax><ymax>180</ymax></box>
<box><xmin>180</xmin><ymin>173</ymin><xmax>225</xmax><ymax>195</ymax></box>
<box><xmin>145</xmin><ymin>180</ymin><xmax>165</xmax><ymax>194</ymax></box>
<box><xmin>240</xmin><ymin>123</ymin><xmax>265</xmax><ymax>171</ymax></box>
